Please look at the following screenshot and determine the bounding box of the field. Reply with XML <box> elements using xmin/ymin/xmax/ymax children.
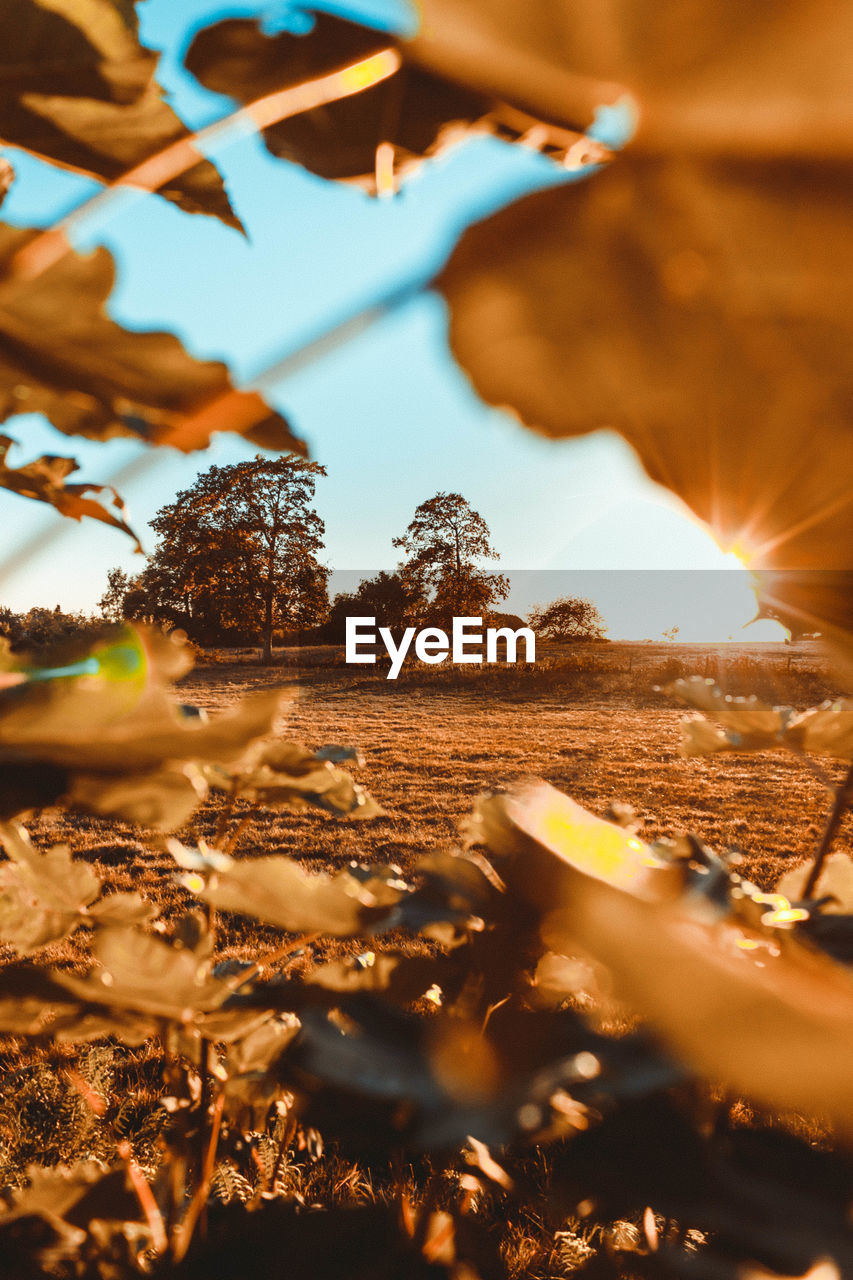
<box><xmin>18</xmin><ymin>641</ymin><xmax>844</xmax><ymax>965</ymax></box>
<box><xmin>2</xmin><ymin>641</ymin><xmax>849</xmax><ymax>1277</ymax></box>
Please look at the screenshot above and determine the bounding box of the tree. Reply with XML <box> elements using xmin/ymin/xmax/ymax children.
<box><xmin>98</xmin><ymin>568</ymin><xmax>132</xmax><ymax>622</ymax></box>
<box><xmin>328</xmin><ymin>570</ymin><xmax>424</xmax><ymax>641</ymax></box>
<box><xmin>528</xmin><ymin>596</ymin><xmax>607</xmax><ymax>643</ymax></box>
<box><xmin>392</xmin><ymin>492</ymin><xmax>508</xmax><ymax>625</ymax></box>
<box><xmin>141</xmin><ymin>456</ymin><xmax>328</xmax><ymax>661</ymax></box>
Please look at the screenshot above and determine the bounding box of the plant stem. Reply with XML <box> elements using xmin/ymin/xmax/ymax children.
<box><xmin>802</xmin><ymin>761</ymin><xmax>853</xmax><ymax>899</ymax></box>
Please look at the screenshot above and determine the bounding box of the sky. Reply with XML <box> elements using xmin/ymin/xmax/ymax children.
<box><xmin>0</xmin><ymin>0</ymin><xmax>786</xmax><ymax>642</ymax></box>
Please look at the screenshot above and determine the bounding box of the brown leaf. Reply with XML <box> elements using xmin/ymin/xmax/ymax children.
<box><xmin>0</xmin><ymin>433</ymin><xmax>142</xmax><ymax>549</ymax></box>
<box><xmin>666</xmin><ymin>677</ymin><xmax>853</xmax><ymax>760</ymax></box>
<box><xmin>431</xmin><ymin>1</ymin><xmax>853</xmax><ymax>650</ymax></box>
<box><xmin>477</xmin><ymin>781</ymin><xmax>853</xmax><ymax>1136</ymax></box>
<box><xmin>223</xmin><ymin>738</ymin><xmax>385</xmax><ymax>819</ymax></box>
<box><xmin>411</xmin><ymin>0</ymin><xmax>853</xmax><ymax>154</ymax></box>
<box><xmin>0</xmin><ymin>625</ymin><xmax>286</xmax><ymax>827</ymax></box>
<box><xmin>0</xmin><ymin>157</ymin><xmax>14</xmax><ymax>209</ymax></box>
<box><xmin>196</xmin><ymin>854</ymin><xmax>400</xmax><ymax>936</ymax></box>
<box><xmin>54</xmin><ymin>921</ymin><xmax>231</xmax><ymax>1021</ymax></box>
<box><xmin>439</xmin><ymin>160</ymin><xmax>853</xmax><ymax>648</ymax></box>
<box><xmin>0</xmin><ymin>224</ymin><xmax>302</xmax><ymax>452</ymax></box>
<box><xmin>184</xmin><ymin>15</ymin><xmax>589</xmax><ymax>193</ymax></box>
<box><xmin>0</xmin><ymin>823</ymin><xmax>101</xmax><ymax>953</ymax></box>
<box><xmin>0</xmin><ymin>0</ymin><xmax>239</xmax><ymax>226</ymax></box>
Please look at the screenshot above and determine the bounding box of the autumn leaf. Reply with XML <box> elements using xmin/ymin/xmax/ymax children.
<box><xmin>0</xmin><ymin>433</ymin><xmax>141</xmax><ymax>549</ymax></box>
<box><xmin>189</xmin><ymin>853</ymin><xmax>401</xmax><ymax>936</ymax></box>
<box><xmin>184</xmin><ymin>14</ymin><xmax>602</xmax><ymax>194</ymax></box>
<box><xmin>0</xmin><ymin>224</ymin><xmax>302</xmax><ymax>454</ymax></box>
<box><xmin>0</xmin><ymin>823</ymin><xmax>101</xmax><ymax>953</ymax></box>
<box><xmin>219</xmin><ymin>738</ymin><xmax>385</xmax><ymax>819</ymax></box>
<box><xmin>0</xmin><ymin>624</ymin><xmax>287</xmax><ymax>828</ymax></box>
<box><xmin>55</xmin><ymin>920</ymin><xmax>232</xmax><ymax>1021</ymax></box>
<box><xmin>0</xmin><ymin>0</ymin><xmax>239</xmax><ymax>227</ymax></box>
<box><xmin>475</xmin><ymin>780</ymin><xmax>853</xmax><ymax>1136</ymax></box>
<box><xmin>666</xmin><ymin>677</ymin><xmax>853</xmax><ymax>759</ymax></box>
<box><xmin>427</xmin><ymin>1</ymin><xmax>853</xmax><ymax>652</ymax></box>
<box><xmin>0</xmin><ymin>157</ymin><xmax>13</xmax><ymax>208</ymax></box>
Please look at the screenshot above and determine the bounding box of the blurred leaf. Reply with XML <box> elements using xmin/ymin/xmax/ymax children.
<box><xmin>306</xmin><ymin>950</ymin><xmax>449</xmax><ymax>1002</ymax></box>
<box><xmin>0</xmin><ymin>156</ymin><xmax>14</xmax><ymax>208</ymax></box>
<box><xmin>0</xmin><ymin>624</ymin><xmax>286</xmax><ymax>828</ymax></box>
<box><xmin>6</xmin><ymin>1163</ymin><xmax>141</xmax><ymax>1229</ymax></box>
<box><xmin>788</xmin><ymin>699</ymin><xmax>853</xmax><ymax>758</ymax></box>
<box><xmin>667</xmin><ymin>678</ymin><xmax>853</xmax><ymax>759</ymax></box>
<box><xmin>184</xmin><ymin>13</ymin><xmax>601</xmax><ymax>195</ymax></box>
<box><xmin>66</xmin><ymin>762</ymin><xmax>208</xmax><ymax>829</ymax></box>
<box><xmin>55</xmin><ymin>921</ymin><xmax>231</xmax><ymax>1021</ymax></box>
<box><xmin>0</xmin><ymin>225</ymin><xmax>300</xmax><ymax>453</ymax></box>
<box><xmin>87</xmin><ymin>890</ymin><xmax>157</xmax><ymax>927</ymax></box>
<box><xmin>195</xmin><ymin>854</ymin><xmax>402</xmax><ymax>935</ymax></box>
<box><xmin>777</xmin><ymin>854</ymin><xmax>853</xmax><ymax>913</ymax></box>
<box><xmin>0</xmin><ymin>823</ymin><xmax>101</xmax><ymax>952</ymax></box>
<box><xmin>433</xmin><ymin>0</ymin><xmax>853</xmax><ymax>651</ymax></box>
<box><xmin>0</xmin><ymin>961</ymin><xmax>85</xmax><ymax>1034</ymax></box>
<box><xmin>0</xmin><ymin>0</ymin><xmax>239</xmax><ymax>226</ymax></box>
<box><xmin>0</xmin><ymin>433</ymin><xmax>141</xmax><ymax>549</ymax></box>
<box><xmin>467</xmin><ymin>782</ymin><xmax>682</xmax><ymax>906</ymax></box>
<box><xmin>184</xmin><ymin>14</ymin><xmax>489</xmax><ymax>193</ymax></box>
<box><xmin>411</xmin><ymin>0</ymin><xmax>853</xmax><ymax>147</ymax></box>
<box><xmin>221</xmin><ymin>738</ymin><xmax>385</xmax><ymax>819</ymax></box>
<box><xmin>476</xmin><ymin>780</ymin><xmax>853</xmax><ymax>1135</ymax></box>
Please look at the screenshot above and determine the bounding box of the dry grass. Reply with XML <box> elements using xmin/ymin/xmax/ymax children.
<box><xmin>14</xmin><ymin>641</ymin><xmax>847</xmax><ymax>970</ymax></box>
<box><xmin>1</xmin><ymin>642</ymin><xmax>849</xmax><ymax>1274</ymax></box>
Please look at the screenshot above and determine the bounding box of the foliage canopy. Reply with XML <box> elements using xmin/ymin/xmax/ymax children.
<box><xmin>138</xmin><ymin>457</ymin><xmax>328</xmax><ymax>660</ymax></box>
<box><xmin>528</xmin><ymin>596</ymin><xmax>607</xmax><ymax>643</ymax></box>
<box><xmin>393</xmin><ymin>491</ymin><xmax>509</xmax><ymax>624</ymax></box>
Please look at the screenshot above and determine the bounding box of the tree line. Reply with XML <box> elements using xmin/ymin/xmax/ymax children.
<box><xmin>94</xmin><ymin>457</ymin><xmax>606</xmax><ymax>660</ymax></box>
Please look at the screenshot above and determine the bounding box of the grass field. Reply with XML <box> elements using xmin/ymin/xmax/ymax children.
<box><xmin>17</xmin><ymin>641</ymin><xmax>845</xmax><ymax>970</ymax></box>
<box><xmin>2</xmin><ymin>641</ymin><xmax>850</xmax><ymax>1276</ymax></box>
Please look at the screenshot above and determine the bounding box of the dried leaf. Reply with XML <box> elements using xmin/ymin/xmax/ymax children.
<box><xmin>87</xmin><ymin>890</ymin><xmax>157</xmax><ymax>927</ymax></box>
<box><xmin>184</xmin><ymin>14</ymin><xmax>596</xmax><ymax>194</ymax></box>
<box><xmin>184</xmin><ymin>14</ymin><xmax>490</xmax><ymax>192</ymax></box>
<box><xmin>411</xmin><ymin>0</ymin><xmax>853</xmax><ymax>150</ymax></box>
<box><xmin>195</xmin><ymin>854</ymin><xmax>402</xmax><ymax>936</ymax></box>
<box><xmin>0</xmin><ymin>624</ymin><xmax>286</xmax><ymax>827</ymax></box>
<box><xmin>6</xmin><ymin>1164</ymin><xmax>141</xmax><ymax>1229</ymax></box>
<box><xmin>0</xmin><ymin>823</ymin><xmax>101</xmax><ymax>952</ymax></box>
<box><xmin>777</xmin><ymin>854</ymin><xmax>853</xmax><ymax>915</ymax></box>
<box><xmin>433</xmin><ymin>1</ymin><xmax>853</xmax><ymax>648</ymax></box>
<box><xmin>54</xmin><ymin>922</ymin><xmax>231</xmax><ymax>1021</ymax></box>
<box><xmin>66</xmin><ymin>762</ymin><xmax>208</xmax><ymax>830</ymax></box>
<box><xmin>478</xmin><ymin>781</ymin><xmax>853</xmax><ymax>1135</ymax></box>
<box><xmin>667</xmin><ymin>678</ymin><xmax>853</xmax><ymax>760</ymax></box>
<box><xmin>0</xmin><ymin>433</ymin><xmax>141</xmax><ymax>548</ymax></box>
<box><xmin>223</xmin><ymin>739</ymin><xmax>384</xmax><ymax>819</ymax></box>
<box><xmin>788</xmin><ymin>700</ymin><xmax>853</xmax><ymax>759</ymax></box>
<box><xmin>468</xmin><ymin>784</ymin><xmax>682</xmax><ymax>907</ymax></box>
<box><xmin>0</xmin><ymin>225</ymin><xmax>301</xmax><ymax>453</ymax></box>
<box><xmin>0</xmin><ymin>0</ymin><xmax>239</xmax><ymax>225</ymax></box>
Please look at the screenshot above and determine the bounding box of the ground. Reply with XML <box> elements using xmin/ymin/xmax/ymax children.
<box><xmin>1</xmin><ymin>641</ymin><xmax>848</xmax><ymax>1277</ymax></box>
<box><xmin>17</xmin><ymin>640</ymin><xmax>847</xmax><ymax>971</ymax></box>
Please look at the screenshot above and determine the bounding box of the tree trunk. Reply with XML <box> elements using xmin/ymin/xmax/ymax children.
<box><xmin>262</xmin><ymin>592</ymin><xmax>273</xmax><ymax>664</ymax></box>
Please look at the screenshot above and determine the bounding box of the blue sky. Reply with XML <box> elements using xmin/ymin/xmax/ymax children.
<box><xmin>0</xmin><ymin>0</ymin><xmax>784</xmax><ymax>641</ymax></box>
